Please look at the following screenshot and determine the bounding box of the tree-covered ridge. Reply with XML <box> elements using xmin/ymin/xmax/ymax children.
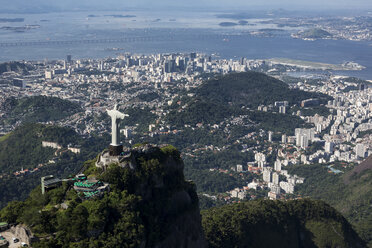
<box><xmin>0</xmin><ymin>123</ymin><xmax>109</xmax><ymax>208</ymax></box>
<box><xmin>0</xmin><ymin>61</ymin><xmax>33</xmax><ymax>75</ymax></box>
<box><xmin>0</xmin><ymin>144</ymin><xmax>205</xmax><ymax>248</ymax></box>
<box><xmin>195</xmin><ymin>72</ymin><xmax>331</xmax><ymax>107</ymax></box>
<box><xmin>166</xmin><ymin>97</ymin><xmax>310</xmax><ymax>135</ymax></box>
<box><xmin>300</xmin><ymin>28</ymin><xmax>333</xmax><ymax>39</ymax></box>
<box><xmin>166</xmin><ymin>98</ymin><xmax>233</xmax><ymax>126</ymax></box>
<box><xmin>0</xmin><ymin>124</ymin><xmax>63</xmax><ymax>172</ymax></box>
<box><xmin>288</xmin><ymin>161</ymin><xmax>372</xmax><ymax>247</ymax></box>
<box><xmin>202</xmin><ymin>199</ymin><xmax>366</xmax><ymax>248</ymax></box>
<box><xmin>165</xmin><ymin>72</ymin><xmax>327</xmax><ymax>133</ymax></box>
<box><xmin>0</xmin><ymin>123</ymin><xmax>79</xmax><ymax>172</ymax></box>
<box><xmin>121</xmin><ymin>107</ymin><xmax>157</xmax><ymax>133</ymax></box>
<box><xmin>0</xmin><ymin>95</ymin><xmax>82</xmax><ymax>125</ymax></box>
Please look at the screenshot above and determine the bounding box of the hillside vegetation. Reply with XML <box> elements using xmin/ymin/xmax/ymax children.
<box><xmin>0</xmin><ymin>123</ymin><xmax>108</xmax><ymax>208</ymax></box>
<box><xmin>166</xmin><ymin>72</ymin><xmax>327</xmax><ymax>133</ymax></box>
<box><xmin>288</xmin><ymin>160</ymin><xmax>372</xmax><ymax>247</ymax></box>
<box><xmin>0</xmin><ymin>144</ymin><xmax>366</xmax><ymax>248</ymax></box>
<box><xmin>196</xmin><ymin>72</ymin><xmax>330</xmax><ymax>107</ymax></box>
<box><xmin>300</xmin><ymin>28</ymin><xmax>333</xmax><ymax>39</ymax></box>
<box><xmin>0</xmin><ymin>144</ymin><xmax>206</xmax><ymax>248</ymax></box>
<box><xmin>0</xmin><ymin>96</ymin><xmax>81</xmax><ymax>125</ymax></box>
<box><xmin>0</xmin><ymin>62</ymin><xmax>33</xmax><ymax>75</ymax></box>
<box><xmin>202</xmin><ymin>199</ymin><xmax>365</xmax><ymax>248</ymax></box>
<box><xmin>0</xmin><ymin>123</ymin><xmax>81</xmax><ymax>173</ymax></box>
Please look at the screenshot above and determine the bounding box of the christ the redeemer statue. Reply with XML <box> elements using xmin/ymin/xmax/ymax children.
<box><xmin>107</xmin><ymin>104</ymin><xmax>128</xmax><ymax>155</ymax></box>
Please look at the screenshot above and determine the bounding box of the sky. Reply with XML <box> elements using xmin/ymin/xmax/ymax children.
<box><xmin>1</xmin><ymin>0</ymin><xmax>372</xmax><ymax>13</ymax></box>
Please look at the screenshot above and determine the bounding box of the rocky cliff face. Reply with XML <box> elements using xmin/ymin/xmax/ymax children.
<box><xmin>118</xmin><ymin>144</ymin><xmax>207</xmax><ymax>248</ymax></box>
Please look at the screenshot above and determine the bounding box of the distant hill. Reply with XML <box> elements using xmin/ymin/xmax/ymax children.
<box><xmin>288</xmin><ymin>159</ymin><xmax>372</xmax><ymax>247</ymax></box>
<box><xmin>196</xmin><ymin>72</ymin><xmax>330</xmax><ymax>107</ymax></box>
<box><xmin>344</xmin><ymin>155</ymin><xmax>372</xmax><ymax>184</ymax></box>
<box><xmin>202</xmin><ymin>199</ymin><xmax>366</xmax><ymax>248</ymax></box>
<box><xmin>0</xmin><ymin>62</ymin><xmax>33</xmax><ymax>75</ymax></box>
<box><xmin>0</xmin><ymin>123</ymin><xmax>73</xmax><ymax>173</ymax></box>
<box><xmin>0</xmin><ymin>96</ymin><xmax>82</xmax><ymax>125</ymax></box>
<box><xmin>166</xmin><ymin>72</ymin><xmax>327</xmax><ymax>134</ymax></box>
<box><xmin>298</xmin><ymin>28</ymin><xmax>333</xmax><ymax>39</ymax></box>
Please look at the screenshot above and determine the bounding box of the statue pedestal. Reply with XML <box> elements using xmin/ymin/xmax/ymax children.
<box><xmin>109</xmin><ymin>144</ymin><xmax>123</xmax><ymax>156</ymax></box>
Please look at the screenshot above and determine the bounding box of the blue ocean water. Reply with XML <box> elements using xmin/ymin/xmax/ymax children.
<box><xmin>0</xmin><ymin>10</ymin><xmax>371</xmax><ymax>80</ymax></box>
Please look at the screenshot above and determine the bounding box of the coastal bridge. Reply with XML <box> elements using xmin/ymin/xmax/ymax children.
<box><xmin>0</xmin><ymin>34</ymin><xmax>231</xmax><ymax>48</ymax></box>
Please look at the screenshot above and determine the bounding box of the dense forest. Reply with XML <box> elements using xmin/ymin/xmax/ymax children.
<box><xmin>202</xmin><ymin>199</ymin><xmax>365</xmax><ymax>248</ymax></box>
<box><xmin>165</xmin><ymin>72</ymin><xmax>329</xmax><ymax>132</ymax></box>
<box><xmin>287</xmin><ymin>159</ymin><xmax>372</xmax><ymax>247</ymax></box>
<box><xmin>195</xmin><ymin>72</ymin><xmax>331</xmax><ymax>107</ymax></box>
<box><xmin>0</xmin><ymin>95</ymin><xmax>82</xmax><ymax>125</ymax></box>
<box><xmin>0</xmin><ymin>123</ymin><xmax>109</xmax><ymax>208</ymax></box>
<box><xmin>0</xmin><ymin>145</ymin><xmax>203</xmax><ymax>248</ymax></box>
<box><xmin>121</xmin><ymin>107</ymin><xmax>157</xmax><ymax>133</ymax></box>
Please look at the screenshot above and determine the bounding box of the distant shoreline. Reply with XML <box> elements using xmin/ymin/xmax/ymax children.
<box><xmin>269</xmin><ymin>58</ymin><xmax>365</xmax><ymax>71</ymax></box>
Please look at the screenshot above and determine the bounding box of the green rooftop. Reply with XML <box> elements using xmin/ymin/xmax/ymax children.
<box><xmin>73</xmin><ymin>180</ymin><xmax>99</xmax><ymax>188</ymax></box>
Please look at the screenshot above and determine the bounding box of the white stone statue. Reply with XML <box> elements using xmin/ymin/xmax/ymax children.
<box><xmin>107</xmin><ymin>104</ymin><xmax>128</xmax><ymax>146</ymax></box>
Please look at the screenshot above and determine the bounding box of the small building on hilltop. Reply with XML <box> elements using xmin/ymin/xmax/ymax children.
<box><xmin>73</xmin><ymin>177</ymin><xmax>110</xmax><ymax>200</ymax></box>
<box><xmin>41</xmin><ymin>175</ymin><xmax>62</xmax><ymax>195</ymax></box>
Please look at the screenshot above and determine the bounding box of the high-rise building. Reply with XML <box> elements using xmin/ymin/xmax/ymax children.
<box><xmin>66</xmin><ymin>55</ymin><xmax>72</xmax><ymax>63</ymax></box>
<box><xmin>280</xmin><ymin>181</ymin><xmax>295</xmax><ymax>194</ymax></box>
<box><xmin>255</xmin><ymin>152</ymin><xmax>266</xmax><ymax>168</ymax></box>
<box><xmin>239</xmin><ymin>57</ymin><xmax>245</xmax><ymax>65</ymax></box>
<box><xmin>177</xmin><ymin>59</ymin><xmax>185</xmax><ymax>71</ymax></box>
<box><xmin>281</xmin><ymin>134</ymin><xmax>287</xmax><ymax>144</ymax></box>
<box><xmin>45</xmin><ymin>70</ymin><xmax>53</xmax><ymax>79</ymax></box>
<box><xmin>274</xmin><ymin>160</ymin><xmax>281</xmax><ymax>172</ymax></box>
<box><xmin>263</xmin><ymin>168</ymin><xmax>271</xmax><ymax>183</ymax></box>
<box><xmin>295</xmin><ymin>128</ymin><xmax>315</xmax><ymax>141</ymax></box>
<box><xmin>300</xmin><ymin>135</ymin><xmax>309</xmax><ymax>149</ymax></box>
<box><xmin>268</xmin><ymin>131</ymin><xmax>273</xmax><ymax>142</ymax></box>
<box><xmin>355</xmin><ymin>144</ymin><xmax>366</xmax><ymax>158</ymax></box>
<box><xmin>325</xmin><ymin>142</ymin><xmax>334</xmax><ymax>154</ymax></box>
<box><xmin>272</xmin><ymin>172</ymin><xmax>279</xmax><ymax>185</ymax></box>
<box><xmin>99</xmin><ymin>61</ymin><xmax>104</xmax><ymax>71</ymax></box>
<box><xmin>122</xmin><ymin>128</ymin><xmax>132</xmax><ymax>139</ymax></box>
<box><xmin>316</xmin><ymin>124</ymin><xmax>322</xmax><ymax>133</ymax></box>
<box><xmin>296</xmin><ymin>133</ymin><xmax>301</xmax><ymax>147</ymax></box>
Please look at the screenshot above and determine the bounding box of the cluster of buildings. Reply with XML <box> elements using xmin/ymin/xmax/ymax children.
<box><xmin>228</xmin><ymin>153</ymin><xmax>304</xmax><ymax>200</ymax></box>
<box><xmin>223</xmin><ymin>76</ymin><xmax>371</xmax><ymax>201</ymax></box>
<box><xmin>41</xmin><ymin>173</ymin><xmax>109</xmax><ymax>200</ymax></box>
<box><xmin>293</xmin><ymin>77</ymin><xmax>372</xmax><ymax>162</ymax></box>
<box><xmin>0</xmin><ymin>53</ymin><xmax>285</xmax><ymax>136</ymax></box>
<box><xmin>279</xmin><ymin>15</ymin><xmax>372</xmax><ymax>41</ymax></box>
<box><xmin>0</xmin><ymin>52</ymin><xmax>371</xmax><ymax>202</ymax></box>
